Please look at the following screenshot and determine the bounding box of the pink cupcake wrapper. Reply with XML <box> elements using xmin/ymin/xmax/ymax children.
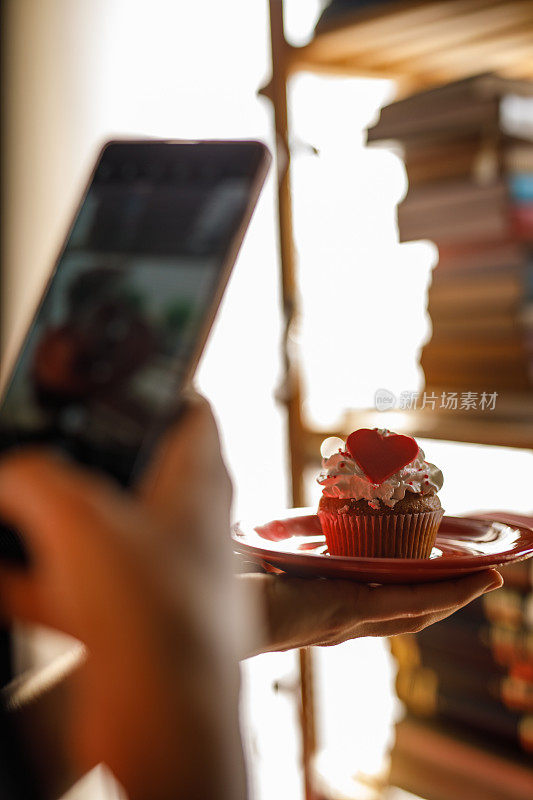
<box><xmin>318</xmin><ymin>510</ymin><xmax>444</xmax><ymax>559</ymax></box>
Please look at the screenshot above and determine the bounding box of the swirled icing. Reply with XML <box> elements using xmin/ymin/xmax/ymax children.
<box><xmin>318</xmin><ymin>430</ymin><xmax>443</xmax><ymax>509</ymax></box>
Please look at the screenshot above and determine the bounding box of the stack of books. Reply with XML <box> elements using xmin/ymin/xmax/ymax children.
<box><xmin>390</xmin><ymin>557</ymin><xmax>533</xmax><ymax>755</ymax></box>
<box><xmin>367</xmin><ymin>74</ymin><xmax>533</xmax><ymax>394</ymax></box>
<box><xmin>369</xmin><ymin>78</ymin><xmax>533</xmax><ymax>757</ymax></box>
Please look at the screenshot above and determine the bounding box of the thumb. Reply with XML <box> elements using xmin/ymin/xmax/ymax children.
<box><xmin>0</xmin><ymin>566</ymin><xmax>51</xmax><ymax>627</ymax></box>
<box><xmin>138</xmin><ymin>393</ymin><xmax>230</xmax><ymax>519</ymax></box>
<box><xmin>0</xmin><ymin>450</ymin><xmax>120</xmax><ymax>562</ymax></box>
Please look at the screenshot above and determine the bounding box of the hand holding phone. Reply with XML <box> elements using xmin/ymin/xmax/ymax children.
<box><xmin>0</xmin><ymin>140</ymin><xmax>270</xmax><ymax>562</ymax></box>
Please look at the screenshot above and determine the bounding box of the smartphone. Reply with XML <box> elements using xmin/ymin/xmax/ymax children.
<box><xmin>0</xmin><ymin>699</ymin><xmax>43</xmax><ymax>800</ymax></box>
<box><xmin>0</xmin><ymin>139</ymin><xmax>270</xmax><ymax>564</ymax></box>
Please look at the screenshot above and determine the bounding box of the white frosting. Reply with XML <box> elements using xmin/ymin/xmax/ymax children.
<box><xmin>318</xmin><ymin>430</ymin><xmax>443</xmax><ymax>509</ymax></box>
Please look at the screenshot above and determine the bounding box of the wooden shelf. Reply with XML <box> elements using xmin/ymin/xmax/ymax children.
<box><xmin>286</xmin><ymin>0</ymin><xmax>533</xmax><ymax>96</ymax></box>
<box><xmin>390</xmin><ymin>717</ymin><xmax>533</xmax><ymax>800</ymax></box>
<box><xmin>301</xmin><ymin>393</ymin><xmax>533</xmax><ymax>459</ymax></box>
<box><xmin>266</xmin><ymin>5</ymin><xmax>533</xmax><ymax>799</ymax></box>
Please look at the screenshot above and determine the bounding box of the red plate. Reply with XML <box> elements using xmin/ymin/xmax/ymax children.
<box><xmin>232</xmin><ymin>508</ymin><xmax>533</xmax><ymax>583</ymax></box>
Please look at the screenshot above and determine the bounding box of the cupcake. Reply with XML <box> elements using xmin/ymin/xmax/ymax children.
<box><xmin>317</xmin><ymin>428</ymin><xmax>444</xmax><ymax>558</ymax></box>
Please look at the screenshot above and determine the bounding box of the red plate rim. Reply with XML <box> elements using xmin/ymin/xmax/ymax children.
<box><xmin>232</xmin><ymin>508</ymin><xmax>533</xmax><ymax>571</ymax></box>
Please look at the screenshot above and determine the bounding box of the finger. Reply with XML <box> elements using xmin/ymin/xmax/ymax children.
<box><xmin>0</xmin><ymin>450</ymin><xmax>129</xmax><ymax>562</ymax></box>
<box><xmin>0</xmin><ymin>566</ymin><xmax>62</xmax><ymax>629</ymax></box>
<box><xmin>312</xmin><ymin>571</ymin><xmax>503</xmax><ymax>643</ymax></box>
<box><xmin>0</xmin><ymin>562</ymin><xmax>73</xmax><ymax>633</ymax></box>
<box><xmin>361</xmin><ymin>569</ymin><xmax>503</xmax><ymax>622</ymax></box>
<box><xmin>257</xmin><ymin>569</ymin><xmax>502</xmax><ymax>653</ymax></box>
<box><xmin>356</xmin><ymin>594</ymin><xmax>495</xmax><ymax>640</ymax></box>
<box><xmin>0</xmin><ymin>453</ymin><xmax>155</xmax><ymax>641</ymax></box>
<box><xmin>138</xmin><ymin>393</ymin><xmax>230</xmax><ymax>516</ymax></box>
<box><xmin>307</xmin><ymin>582</ymin><xmax>503</xmax><ymax>645</ymax></box>
<box><xmin>0</xmin><ymin>451</ymin><xmax>86</xmax><ymax>558</ymax></box>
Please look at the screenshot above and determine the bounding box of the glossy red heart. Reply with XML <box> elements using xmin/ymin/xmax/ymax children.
<box><xmin>346</xmin><ymin>428</ymin><xmax>419</xmax><ymax>484</ymax></box>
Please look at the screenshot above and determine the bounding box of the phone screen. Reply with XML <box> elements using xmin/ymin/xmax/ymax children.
<box><xmin>0</xmin><ymin>141</ymin><xmax>268</xmax><ymax>487</ymax></box>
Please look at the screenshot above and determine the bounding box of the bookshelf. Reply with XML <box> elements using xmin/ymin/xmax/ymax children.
<box><xmin>265</xmin><ymin>0</ymin><xmax>533</xmax><ymax>509</ymax></box>
<box><xmin>283</xmin><ymin>1</ymin><xmax>533</xmax><ymax>93</ymax></box>
<box><xmin>390</xmin><ymin>716</ymin><xmax>533</xmax><ymax>800</ymax></box>
<box><xmin>301</xmin><ymin>396</ymin><xmax>533</xmax><ymax>459</ymax></box>
<box><xmin>264</xmin><ymin>2</ymin><xmax>533</xmax><ymax>800</ymax></box>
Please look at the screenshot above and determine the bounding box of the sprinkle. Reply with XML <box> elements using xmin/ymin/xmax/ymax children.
<box><xmin>339</xmin><ymin>462</ymin><xmax>346</xmax><ymax>469</ymax></box>
<box><xmin>424</xmin><ymin>474</ymin><xmax>428</xmax><ymax>479</ymax></box>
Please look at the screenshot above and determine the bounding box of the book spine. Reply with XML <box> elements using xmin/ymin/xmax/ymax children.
<box><xmin>367</xmin><ymin>97</ymin><xmax>501</xmax><ymax>142</ymax></box>
<box><xmin>427</xmin><ymin>273</ymin><xmax>525</xmax><ymax>313</ymax></box>
<box><xmin>392</xmin><ymin>631</ymin><xmax>533</xmax><ymax>751</ymax></box>
<box><xmin>429</xmin><ymin>317</ymin><xmax>522</xmax><ymax>340</ymax></box>
<box><xmin>499</xmin><ymin>560</ymin><xmax>533</xmax><ymax>592</ymax></box>
<box><xmin>483</xmin><ymin>587</ymin><xmax>533</xmax><ymax>630</ymax></box>
<box><xmin>511</xmin><ymin>203</ymin><xmax>533</xmax><ymax>240</ymax></box>
<box><xmin>399</xmin><ymin>179</ymin><xmax>507</xmax><ymax>213</ymax></box>
<box><xmin>435</xmin><ymin>239</ymin><xmax>527</xmax><ymax>273</ymax></box>
<box><xmin>410</xmin><ymin>614</ymin><xmax>533</xmax><ymax>667</ymax></box>
<box><xmin>423</xmin><ymin>370</ymin><xmax>531</xmax><ymax>392</ymax></box>
<box><xmin>509</xmin><ymin>174</ymin><xmax>533</xmax><ymax>203</ymax></box>
<box><xmin>421</xmin><ymin>338</ymin><xmax>528</xmax><ymax>362</ymax></box>
<box><xmin>436</xmin><ymin>689</ymin><xmax>533</xmax><ymax>752</ymax></box>
<box><xmin>399</xmin><ymin>211</ymin><xmax>510</xmax><ymax>246</ymax></box>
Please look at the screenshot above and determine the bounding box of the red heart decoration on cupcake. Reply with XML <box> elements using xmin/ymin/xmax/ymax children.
<box><xmin>346</xmin><ymin>428</ymin><xmax>419</xmax><ymax>484</ymax></box>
